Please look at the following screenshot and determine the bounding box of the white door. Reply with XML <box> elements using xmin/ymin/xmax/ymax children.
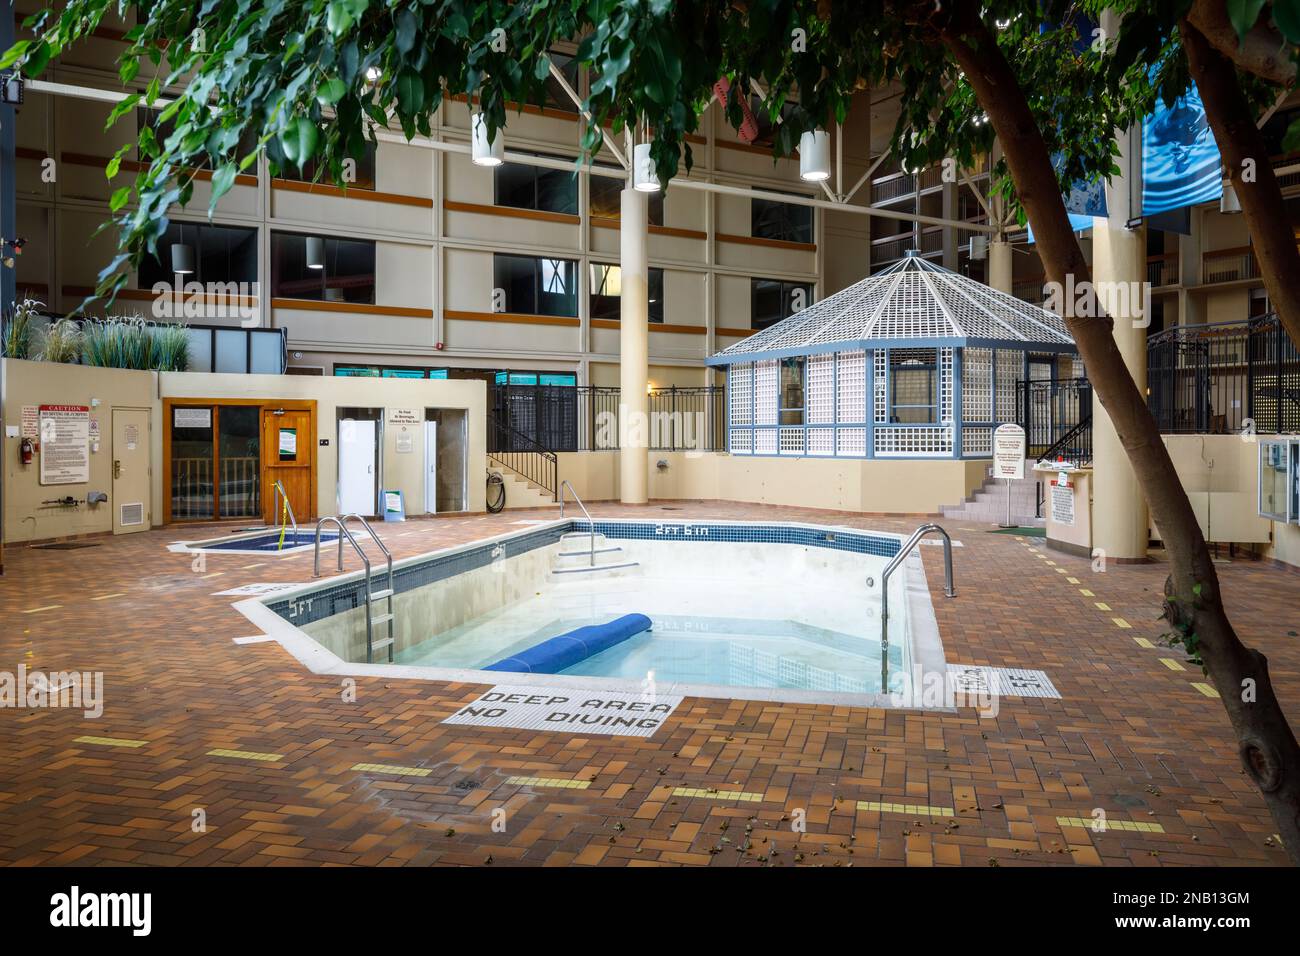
<box><xmin>338</xmin><ymin>419</ymin><xmax>376</xmax><ymax>514</ymax></box>
<box><xmin>424</xmin><ymin>420</ymin><xmax>438</xmax><ymax>513</ymax></box>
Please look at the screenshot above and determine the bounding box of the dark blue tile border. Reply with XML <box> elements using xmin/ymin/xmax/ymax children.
<box><xmin>266</xmin><ymin>520</ymin><xmax>900</xmax><ymax>628</ymax></box>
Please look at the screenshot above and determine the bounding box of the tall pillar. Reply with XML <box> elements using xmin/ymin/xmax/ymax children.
<box><xmin>619</xmin><ymin>187</ymin><xmax>649</xmax><ymax>504</ymax></box>
<box><xmin>1090</xmin><ymin>118</ymin><xmax>1149</xmax><ymax>561</ymax></box>
<box><xmin>989</xmin><ymin>239</ymin><xmax>1013</xmax><ymax>293</ymax></box>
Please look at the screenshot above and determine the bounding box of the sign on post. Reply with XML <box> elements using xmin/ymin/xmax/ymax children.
<box><xmin>992</xmin><ymin>423</ymin><xmax>1027</xmax><ymax>528</ymax></box>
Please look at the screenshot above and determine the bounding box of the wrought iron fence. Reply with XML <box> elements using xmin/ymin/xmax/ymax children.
<box><xmin>490</xmin><ymin>384</ymin><xmax>725</xmax><ymax>453</ymax></box>
<box><xmin>1015</xmin><ymin>377</ymin><xmax>1093</xmax><ymax>460</ymax></box>
<box><xmin>1147</xmin><ymin>313</ymin><xmax>1299</xmax><ymax>434</ymax></box>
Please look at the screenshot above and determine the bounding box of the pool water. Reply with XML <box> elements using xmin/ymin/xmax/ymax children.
<box><xmin>199</xmin><ymin>531</ymin><xmax>338</xmax><ymax>552</ymax></box>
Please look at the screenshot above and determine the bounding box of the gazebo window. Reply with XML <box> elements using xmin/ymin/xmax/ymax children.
<box><xmin>779</xmin><ymin>357</ymin><xmax>805</xmax><ymax>425</ymax></box>
<box><xmin>889</xmin><ymin>349</ymin><xmax>938</xmax><ymax>424</ymax></box>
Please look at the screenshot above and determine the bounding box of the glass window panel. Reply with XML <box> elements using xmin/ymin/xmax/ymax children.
<box><xmin>752</xmin><ymin>198</ymin><xmax>813</xmax><ymax>244</ymax></box>
<box><xmin>214</xmin><ymin>328</ymin><xmax>247</xmax><ymax>373</ymax></box>
<box><xmin>493</xmin><ymin>254</ymin><xmax>538</xmax><ymax>315</ymax></box>
<box><xmin>589</xmin><ymin>175</ymin><xmax>663</xmax><ymax>225</ymax></box>
<box><xmin>217</xmin><ymin>406</ymin><xmax>260</xmax><ymax>518</ymax></box>
<box><xmin>382</xmin><ymin>368</ymin><xmax>425</xmax><ymax>378</ymax></box>
<box><xmin>779</xmin><ymin>357</ymin><xmax>805</xmax><ymax>425</ymax></box>
<box><xmin>186</xmin><ymin>328</ymin><xmax>213</xmax><ymax>372</ymax></box>
<box><xmin>249</xmin><ymin>331</ymin><xmax>283</xmax><ymax>374</ymax></box>
<box><xmin>139</xmin><ymin>222</ymin><xmax>257</xmax><ymax>288</ymax></box>
<box><xmin>170</xmin><ymin>406</ymin><xmax>214</xmax><ymax>520</ymax></box>
<box><xmin>335</xmin><ymin>365</ymin><xmax>381</xmax><ymax>377</ymax></box>
<box><xmin>536</xmin><ymin>168</ymin><xmax>578</xmax><ymax>214</ymax></box>
<box><xmin>538</xmin><ymin>258</ymin><xmax>577</xmax><ymax>317</ymax></box>
<box><xmin>271</xmin><ymin>232</ymin><xmax>375</xmax><ymax>303</ymax></box>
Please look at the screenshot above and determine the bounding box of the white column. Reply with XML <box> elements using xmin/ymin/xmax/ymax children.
<box><xmin>989</xmin><ymin>238</ymin><xmax>1013</xmax><ymax>293</ymax></box>
<box><xmin>1090</xmin><ymin>118</ymin><xmax>1149</xmax><ymax>562</ymax></box>
<box><xmin>619</xmin><ymin>187</ymin><xmax>649</xmax><ymax>504</ymax></box>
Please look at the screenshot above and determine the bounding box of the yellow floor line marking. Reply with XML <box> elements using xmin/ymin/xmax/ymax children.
<box><xmin>1112</xmin><ymin>618</ymin><xmax>1131</xmax><ymax>629</ymax></box>
<box><xmin>1134</xmin><ymin>637</ymin><xmax>1155</xmax><ymax>648</ymax></box>
<box><xmin>1056</xmin><ymin>816</ymin><xmax>1165</xmax><ymax>833</ymax></box>
<box><xmin>74</xmin><ymin>735</ymin><xmax>148</xmax><ymax>748</ymax></box>
<box><xmin>1094</xmin><ymin>602</ymin><xmax>1112</xmax><ymax>611</ymax></box>
<box><xmin>507</xmin><ymin>775</ymin><xmax>590</xmax><ymax>789</ymax></box>
<box><xmin>1191</xmin><ymin>682</ymin><xmax>1220</xmax><ymax>699</ymax></box>
<box><xmin>858</xmin><ymin>801</ymin><xmax>955</xmax><ymax>817</ymax></box>
<box><xmin>1055</xmin><ymin>568</ymin><xmax>1068</xmax><ymax>574</ymax></box>
<box><xmin>1044</xmin><ymin>560</ymin><xmax>1057</xmax><ymax>566</ymax></box>
<box><xmin>1078</xmin><ymin>588</ymin><xmax>1094</xmax><ymax>597</ymax></box>
<box><xmin>1066</xmin><ymin>577</ymin><xmax>1080</xmax><ymax>584</ymax></box>
<box><xmin>207</xmin><ymin>748</ymin><xmax>283</xmax><ymax>762</ymax></box>
<box><xmin>241</xmin><ymin>563</ymin><xmax>265</xmax><ymax>570</ymax></box>
<box><xmin>352</xmin><ymin>762</ymin><xmax>432</xmax><ymax>778</ymax></box>
<box><xmin>1159</xmin><ymin>658</ymin><xmax>1186</xmax><ymax>671</ymax></box>
<box><xmin>90</xmin><ymin>592</ymin><xmax>125</xmax><ymax>601</ymax></box>
<box><xmin>22</xmin><ymin>605</ymin><xmax>62</xmax><ymax>614</ymax></box>
<box><xmin>673</xmin><ymin>786</ymin><xmax>763</xmax><ymax>802</ymax></box>
<box><xmin>200</xmin><ymin>572</ymin><xmax>224</xmax><ymax>579</ymax></box>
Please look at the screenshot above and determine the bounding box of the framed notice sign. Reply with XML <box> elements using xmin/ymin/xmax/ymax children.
<box><xmin>38</xmin><ymin>405</ymin><xmax>91</xmax><ymax>485</ymax></box>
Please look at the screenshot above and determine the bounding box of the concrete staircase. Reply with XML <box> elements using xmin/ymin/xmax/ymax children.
<box><xmin>941</xmin><ymin>462</ymin><xmax>1045</xmax><ymax>527</ymax></box>
<box><xmin>551</xmin><ymin>531</ymin><xmax>640</xmax><ymax>579</ymax></box>
<box><xmin>499</xmin><ymin>470</ymin><xmax>557</xmax><ymax>510</ymax></box>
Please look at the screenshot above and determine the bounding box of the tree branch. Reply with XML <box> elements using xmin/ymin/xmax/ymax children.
<box><xmin>1186</xmin><ymin>0</ymin><xmax>1296</xmax><ymax>85</ymax></box>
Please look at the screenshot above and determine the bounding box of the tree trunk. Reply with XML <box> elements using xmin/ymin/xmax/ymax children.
<box><xmin>933</xmin><ymin>8</ymin><xmax>1300</xmax><ymax>865</ymax></box>
<box><xmin>1181</xmin><ymin>18</ymin><xmax>1300</xmax><ymax>352</ymax></box>
<box><xmin>1186</xmin><ymin>0</ymin><xmax>1296</xmax><ymax>85</ymax></box>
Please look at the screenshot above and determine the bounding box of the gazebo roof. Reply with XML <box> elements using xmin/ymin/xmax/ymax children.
<box><xmin>707</xmin><ymin>253</ymin><xmax>1073</xmax><ymax>365</ymax></box>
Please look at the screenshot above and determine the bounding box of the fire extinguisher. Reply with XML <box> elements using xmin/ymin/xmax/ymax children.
<box><xmin>19</xmin><ymin>437</ymin><xmax>35</xmax><ymax>465</ymax></box>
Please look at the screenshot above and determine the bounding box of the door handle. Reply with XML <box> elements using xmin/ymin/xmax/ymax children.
<box><xmin>113</xmin><ymin>460</ymin><xmax>122</xmax><ymax>479</ymax></box>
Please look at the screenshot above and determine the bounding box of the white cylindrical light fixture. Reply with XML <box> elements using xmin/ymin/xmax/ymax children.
<box><xmin>799</xmin><ymin>129</ymin><xmax>831</xmax><ymax>182</ymax></box>
<box><xmin>633</xmin><ymin>142</ymin><xmax>659</xmax><ymax>192</ymax></box>
<box><xmin>305</xmin><ymin>236</ymin><xmax>325</xmax><ymax>270</ymax></box>
<box><xmin>969</xmin><ymin>235</ymin><xmax>988</xmax><ymax>260</ymax></box>
<box><xmin>170</xmin><ymin>243</ymin><xmax>195</xmax><ymax>275</ymax></box>
<box><xmin>1220</xmin><ymin>181</ymin><xmax>1241</xmax><ymax>214</ymax></box>
<box><xmin>471</xmin><ymin>111</ymin><xmax>504</xmax><ymax>166</ymax></box>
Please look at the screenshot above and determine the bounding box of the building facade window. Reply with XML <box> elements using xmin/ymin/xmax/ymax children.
<box><xmin>751</xmin><ymin>278</ymin><xmax>812</xmax><ymax>330</ymax></box>
<box><xmin>139</xmin><ymin>222</ymin><xmax>258</xmax><ymax>287</ymax></box>
<box><xmin>276</xmin><ymin>141</ymin><xmax>377</xmax><ymax>191</ymax></box>
<box><xmin>493</xmin><ymin>254</ymin><xmax>578</xmax><ymax>317</ymax></box>
<box><xmin>137</xmin><ymin>106</ymin><xmax>258</xmax><ymax>170</ymax></box>
<box><xmin>589</xmin><ymin>175</ymin><xmax>664</xmax><ymax>225</ymax></box>
<box><xmin>271</xmin><ymin>232</ymin><xmax>376</xmax><ymax>304</ymax></box>
<box><xmin>589</xmin><ymin>263</ymin><xmax>664</xmax><ymax>323</ymax></box>
<box><xmin>752</xmin><ymin>196</ymin><xmax>813</xmax><ymax>244</ymax></box>
<box><xmin>888</xmin><ymin>348</ymin><xmax>939</xmax><ymax>423</ymax></box>
<box><xmin>494</xmin><ymin>159</ymin><xmax>578</xmax><ymax>214</ymax></box>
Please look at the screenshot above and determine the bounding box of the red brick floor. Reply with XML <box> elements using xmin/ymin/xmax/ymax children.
<box><xmin>0</xmin><ymin>501</ymin><xmax>1296</xmax><ymax>867</ymax></box>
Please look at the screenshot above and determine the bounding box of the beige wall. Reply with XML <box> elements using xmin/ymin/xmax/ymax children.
<box><xmin>557</xmin><ymin>450</ymin><xmax>987</xmax><ymax>515</ymax></box>
<box><xmin>2</xmin><ymin>359</ymin><xmax>159</xmax><ymax>543</ymax></box>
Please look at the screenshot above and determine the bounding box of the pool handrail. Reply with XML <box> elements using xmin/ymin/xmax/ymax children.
<box><xmin>342</xmin><ymin>513</ymin><xmax>393</xmax><ymax>593</ymax></box>
<box><xmin>558</xmin><ymin>479</ymin><xmax>595</xmax><ymax>567</ymax></box>
<box><xmin>879</xmin><ymin>523</ymin><xmax>956</xmax><ymax>691</ymax></box>
<box><xmin>272</xmin><ymin>479</ymin><xmax>297</xmax><ymax>539</ymax></box>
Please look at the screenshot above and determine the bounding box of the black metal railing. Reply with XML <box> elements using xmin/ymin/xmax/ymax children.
<box><xmin>1016</xmin><ymin>377</ymin><xmax>1093</xmax><ymax>460</ymax></box>
<box><xmin>491</xmin><ymin>384</ymin><xmax>725</xmax><ymax>453</ymax></box>
<box><xmin>1147</xmin><ymin>313</ymin><xmax>1299</xmax><ymax>434</ymax></box>
<box><xmin>487</xmin><ymin>416</ymin><xmax>558</xmax><ymax>500</ymax></box>
<box><xmin>1039</xmin><ymin>414</ymin><xmax>1092</xmax><ymax>464</ymax></box>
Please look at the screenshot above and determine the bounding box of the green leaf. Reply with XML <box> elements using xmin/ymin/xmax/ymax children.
<box><xmin>279</xmin><ymin>117</ymin><xmax>318</xmax><ymax>168</ymax></box>
<box><xmin>394</xmin><ymin>7</ymin><xmax>417</xmax><ymax>56</ymax></box>
<box><xmin>22</xmin><ymin>40</ymin><xmax>51</xmax><ymax>77</ymax></box>
<box><xmin>109</xmin><ymin>186</ymin><xmax>131</xmax><ymax>212</ymax></box>
<box><xmin>105</xmin><ymin>143</ymin><xmax>131</xmax><ymax>180</ymax></box>
<box><xmin>316</xmin><ymin>77</ymin><xmax>347</xmax><ymax>106</ymax></box>
<box><xmin>0</xmin><ymin>40</ymin><xmax>31</xmax><ymax>71</ymax></box>
<box><xmin>210</xmin><ymin>163</ymin><xmax>238</xmax><ymax>205</ymax></box>
<box><xmin>1273</xmin><ymin>0</ymin><xmax>1300</xmax><ymax>43</ymax></box>
<box><xmin>394</xmin><ymin>68</ymin><xmax>424</xmax><ymax>115</ymax></box>
<box><xmin>1226</xmin><ymin>0</ymin><xmax>1267</xmax><ymax>42</ymax></box>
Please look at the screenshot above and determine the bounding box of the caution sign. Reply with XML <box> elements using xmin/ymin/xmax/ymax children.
<box><xmin>443</xmin><ymin>684</ymin><xmax>683</xmax><ymax>738</ymax></box>
<box><xmin>38</xmin><ymin>405</ymin><xmax>91</xmax><ymax>485</ymax></box>
<box><xmin>1050</xmin><ymin>480</ymin><xmax>1075</xmax><ymax>526</ymax></box>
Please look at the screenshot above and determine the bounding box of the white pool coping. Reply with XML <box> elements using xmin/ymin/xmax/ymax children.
<box><xmin>231</xmin><ymin>517</ymin><xmax>953</xmax><ymax>711</ymax></box>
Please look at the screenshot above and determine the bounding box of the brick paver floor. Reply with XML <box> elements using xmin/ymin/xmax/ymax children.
<box><xmin>1</xmin><ymin>501</ymin><xmax>1296</xmax><ymax>866</ymax></box>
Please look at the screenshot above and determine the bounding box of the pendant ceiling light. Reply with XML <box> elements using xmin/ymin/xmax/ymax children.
<box><xmin>471</xmin><ymin>110</ymin><xmax>504</xmax><ymax>167</ymax></box>
<box><xmin>799</xmin><ymin>129</ymin><xmax>831</xmax><ymax>182</ymax></box>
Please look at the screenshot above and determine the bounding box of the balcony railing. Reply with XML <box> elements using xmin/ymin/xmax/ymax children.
<box><xmin>1147</xmin><ymin>253</ymin><xmax>1179</xmax><ymax>288</ymax></box>
<box><xmin>1148</xmin><ymin>313</ymin><xmax>1299</xmax><ymax>434</ymax></box>
<box><xmin>1202</xmin><ymin>246</ymin><xmax>1258</xmax><ymax>284</ymax></box>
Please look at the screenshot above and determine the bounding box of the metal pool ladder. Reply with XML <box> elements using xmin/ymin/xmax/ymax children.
<box><xmin>878</xmin><ymin>523</ymin><xmax>956</xmax><ymax>692</ymax></box>
<box><xmin>312</xmin><ymin>514</ymin><xmax>396</xmax><ymax>664</ymax></box>
<box><xmin>558</xmin><ymin>479</ymin><xmax>596</xmax><ymax>567</ymax></box>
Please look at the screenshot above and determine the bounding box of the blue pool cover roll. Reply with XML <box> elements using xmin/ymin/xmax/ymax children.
<box><xmin>484</xmin><ymin>613</ymin><xmax>653</xmax><ymax>674</ymax></box>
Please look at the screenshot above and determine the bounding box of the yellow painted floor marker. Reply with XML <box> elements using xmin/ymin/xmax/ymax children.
<box><xmin>1066</xmin><ymin>576</ymin><xmax>1080</xmax><ymax>584</ymax></box>
<box><xmin>1056</xmin><ymin>816</ymin><xmax>1165</xmax><ymax>833</ymax></box>
<box><xmin>507</xmin><ymin>775</ymin><xmax>589</xmax><ymax>789</ymax></box>
<box><xmin>200</xmin><ymin>572</ymin><xmax>224</xmax><ymax>579</ymax></box>
<box><xmin>1159</xmin><ymin>658</ymin><xmax>1186</xmax><ymax>671</ymax></box>
<box><xmin>1079</xmin><ymin>588</ymin><xmax>1094</xmax><ymax>597</ymax></box>
<box><xmin>353</xmin><ymin>762</ymin><xmax>432</xmax><ymax>778</ymax></box>
<box><xmin>1192</xmin><ymin>682</ymin><xmax>1220</xmax><ymax>699</ymax></box>
<box><xmin>22</xmin><ymin>605</ymin><xmax>62</xmax><ymax>614</ymax></box>
<box><xmin>91</xmin><ymin>592</ymin><xmax>125</xmax><ymax>601</ymax></box>
<box><xmin>1134</xmin><ymin>637</ymin><xmax>1155</xmax><ymax>648</ymax></box>
<box><xmin>673</xmin><ymin>786</ymin><xmax>763</xmax><ymax>802</ymax></box>
<box><xmin>1112</xmin><ymin>618</ymin><xmax>1131</xmax><ymax>629</ymax></box>
<box><xmin>1094</xmin><ymin>602</ymin><xmax>1112</xmax><ymax>611</ymax></box>
<box><xmin>75</xmin><ymin>735</ymin><xmax>148</xmax><ymax>748</ymax></box>
<box><xmin>1055</xmin><ymin>567</ymin><xmax>1068</xmax><ymax>574</ymax></box>
<box><xmin>858</xmin><ymin>801</ymin><xmax>955</xmax><ymax>817</ymax></box>
<box><xmin>207</xmin><ymin>748</ymin><xmax>283</xmax><ymax>762</ymax></box>
<box><xmin>241</xmin><ymin>563</ymin><xmax>265</xmax><ymax>570</ymax></box>
<box><xmin>1045</xmin><ymin>560</ymin><xmax>1057</xmax><ymax>566</ymax></box>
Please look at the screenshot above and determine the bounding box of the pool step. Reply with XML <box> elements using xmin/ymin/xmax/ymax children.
<box><xmin>551</xmin><ymin>560</ymin><xmax>640</xmax><ymax>578</ymax></box>
<box><xmin>551</xmin><ymin>533</ymin><xmax>640</xmax><ymax>578</ymax></box>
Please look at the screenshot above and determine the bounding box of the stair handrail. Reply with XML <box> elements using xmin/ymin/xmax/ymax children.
<box><xmin>1039</xmin><ymin>413</ymin><xmax>1093</xmax><ymax>464</ymax></box>
<box><xmin>558</xmin><ymin>479</ymin><xmax>595</xmax><ymax>567</ymax></box>
<box><xmin>879</xmin><ymin>523</ymin><xmax>956</xmax><ymax>691</ymax></box>
<box><xmin>488</xmin><ymin>414</ymin><xmax>559</xmax><ymax>499</ymax></box>
<box><xmin>272</xmin><ymin>479</ymin><xmax>297</xmax><ymax>537</ymax></box>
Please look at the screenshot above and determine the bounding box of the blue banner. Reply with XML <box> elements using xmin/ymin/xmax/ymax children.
<box><xmin>1142</xmin><ymin>83</ymin><xmax>1222</xmax><ymax>216</ymax></box>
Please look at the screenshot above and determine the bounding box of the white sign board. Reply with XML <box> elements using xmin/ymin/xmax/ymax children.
<box><xmin>173</xmin><ymin>407</ymin><xmax>211</xmax><ymax>429</ymax></box>
<box><xmin>387</xmin><ymin>408</ymin><xmax>420</xmax><ymax>425</ymax></box>
<box><xmin>992</xmin><ymin>423</ymin><xmax>1026</xmax><ymax>480</ymax></box>
<box><xmin>443</xmin><ymin>684</ymin><xmax>684</xmax><ymax>738</ymax></box>
<box><xmin>1050</xmin><ymin>481</ymin><xmax>1075</xmax><ymax>526</ymax></box>
<box><xmin>21</xmin><ymin>405</ymin><xmax>38</xmax><ymax>438</ymax></box>
<box><xmin>38</xmin><ymin>405</ymin><xmax>91</xmax><ymax>485</ymax></box>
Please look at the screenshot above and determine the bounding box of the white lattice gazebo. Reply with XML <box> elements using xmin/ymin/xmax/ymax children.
<box><xmin>706</xmin><ymin>253</ymin><xmax>1080</xmax><ymax>459</ymax></box>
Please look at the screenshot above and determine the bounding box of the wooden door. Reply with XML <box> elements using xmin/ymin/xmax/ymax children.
<box><xmin>262</xmin><ymin>408</ymin><xmax>313</xmax><ymax>524</ymax></box>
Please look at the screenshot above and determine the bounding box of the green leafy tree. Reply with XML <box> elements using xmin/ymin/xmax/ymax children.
<box><xmin>6</xmin><ymin>0</ymin><xmax>1298</xmax><ymax>861</ymax></box>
